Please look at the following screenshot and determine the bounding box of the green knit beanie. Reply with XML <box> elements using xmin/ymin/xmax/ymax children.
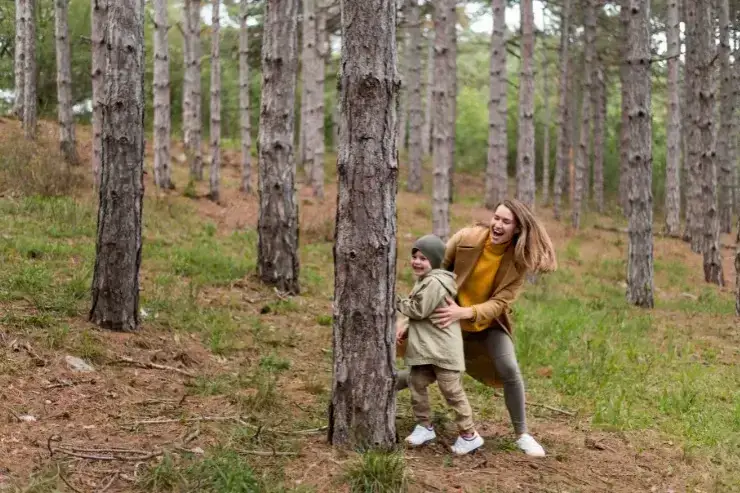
<box><xmin>412</xmin><ymin>234</ymin><xmax>446</xmax><ymax>270</ymax></box>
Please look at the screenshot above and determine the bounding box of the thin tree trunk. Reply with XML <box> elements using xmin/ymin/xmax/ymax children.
<box><xmin>311</xmin><ymin>2</ymin><xmax>326</xmax><ymax>199</ymax></box>
<box><xmin>182</xmin><ymin>0</ymin><xmax>192</xmax><ymax>150</ymax></box>
<box><xmin>735</xmin><ymin>219</ymin><xmax>739</xmax><ymax>316</ymax></box>
<box><xmin>619</xmin><ymin>0</ymin><xmax>630</xmax><ymax>216</ymax></box>
<box><xmin>432</xmin><ymin>0</ymin><xmax>455</xmax><ymax>241</ymax></box>
<box><xmin>515</xmin><ymin>0</ymin><xmax>536</xmax><ymax>208</ymax></box>
<box><xmin>91</xmin><ymin>0</ymin><xmax>107</xmax><ymax>187</ymax></box>
<box><xmin>239</xmin><ymin>0</ymin><xmax>252</xmax><ymax>193</ymax></box>
<box><xmin>54</xmin><ymin>0</ymin><xmax>77</xmax><ymax>164</ymax></box>
<box><xmin>664</xmin><ymin>0</ymin><xmax>681</xmax><ymax>236</ymax></box>
<box><xmin>188</xmin><ymin>0</ymin><xmax>203</xmax><ymax>181</ymax></box>
<box><xmin>485</xmin><ymin>0</ymin><xmax>508</xmax><ymax>209</ymax></box>
<box><xmin>153</xmin><ymin>0</ymin><xmax>171</xmax><ymax>189</ymax></box>
<box><xmin>406</xmin><ymin>0</ymin><xmax>424</xmax><ymax>193</ymax></box>
<box><xmin>553</xmin><ymin>0</ymin><xmax>571</xmax><ymax>220</ymax></box>
<box><xmin>257</xmin><ymin>0</ymin><xmax>300</xmax><ymax>294</ymax></box>
<box><xmin>717</xmin><ymin>0</ymin><xmax>734</xmax><ymax>234</ymax></box>
<box><xmin>14</xmin><ymin>0</ymin><xmax>26</xmax><ymax>120</ymax></box>
<box><xmin>329</xmin><ymin>0</ymin><xmax>398</xmax><ymax>449</ymax></box>
<box><xmin>447</xmin><ymin>3</ymin><xmax>458</xmax><ymax>205</ymax></box>
<box><xmin>572</xmin><ymin>0</ymin><xmax>596</xmax><ymax>229</ymax></box>
<box><xmin>397</xmin><ymin>29</ymin><xmax>408</xmax><ymax>153</ymax></box>
<box><xmin>541</xmin><ymin>39</ymin><xmax>551</xmax><ymax>207</ymax></box>
<box><xmin>209</xmin><ymin>0</ymin><xmax>221</xmax><ymax>202</ymax></box>
<box><xmin>23</xmin><ymin>0</ymin><xmax>37</xmax><ymax>140</ymax></box>
<box><xmin>300</xmin><ymin>0</ymin><xmax>317</xmax><ymax>183</ymax></box>
<box><xmin>90</xmin><ymin>0</ymin><xmax>145</xmax><ymax>331</ymax></box>
<box><xmin>625</xmin><ymin>0</ymin><xmax>654</xmax><ymax>308</ymax></box>
<box><xmin>422</xmin><ymin>31</ymin><xmax>434</xmax><ymax>156</ymax></box>
<box><xmin>591</xmin><ymin>61</ymin><xmax>605</xmax><ymax>214</ymax></box>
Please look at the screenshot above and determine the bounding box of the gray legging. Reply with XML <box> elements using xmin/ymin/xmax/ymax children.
<box><xmin>396</xmin><ymin>327</ymin><xmax>527</xmax><ymax>435</ymax></box>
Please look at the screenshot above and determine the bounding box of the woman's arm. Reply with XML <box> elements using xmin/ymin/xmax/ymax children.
<box><xmin>470</xmin><ymin>271</ymin><xmax>526</xmax><ymax>325</ymax></box>
<box><xmin>396</xmin><ymin>280</ymin><xmax>446</xmax><ymax>320</ymax></box>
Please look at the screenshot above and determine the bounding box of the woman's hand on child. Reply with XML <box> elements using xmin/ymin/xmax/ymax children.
<box><xmin>395</xmin><ymin>325</ymin><xmax>408</xmax><ymax>343</ymax></box>
<box><xmin>432</xmin><ymin>297</ymin><xmax>474</xmax><ymax>328</ymax></box>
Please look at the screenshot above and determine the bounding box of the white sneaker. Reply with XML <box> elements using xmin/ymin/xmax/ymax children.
<box><xmin>450</xmin><ymin>432</ymin><xmax>484</xmax><ymax>455</ymax></box>
<box><xmin>516</xmin><ymin>433</ymin><xmax>546</xmax><ymax>457</ymax></box>
<box><xmin>405</xmin><ymin>424</ymin><xmax>436</xmax><ymax>446</ymax></box>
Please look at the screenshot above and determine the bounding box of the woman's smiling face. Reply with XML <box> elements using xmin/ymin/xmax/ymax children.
<box><xmin>489</xmin><ymin>205</ymin><xmax>518</xmax><ymax>244</ymax></box>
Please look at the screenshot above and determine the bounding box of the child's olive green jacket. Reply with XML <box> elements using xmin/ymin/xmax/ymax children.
<box><xmin>396</xmin><ymin>269</ymin><xmax>465</xmax><ymax>372</ymax></box>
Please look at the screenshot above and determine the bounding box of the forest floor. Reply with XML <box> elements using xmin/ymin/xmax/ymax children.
<box><xmin>0</xmin><ymin>119</ymin><xmax>738</xmax><ymax>493</ymax></box>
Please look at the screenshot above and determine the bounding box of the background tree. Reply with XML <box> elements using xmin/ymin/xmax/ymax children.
<box><xmin>736</xmin><ymin>220</ymin><xmax>739</xmax><ymax>316</ymax></box>
<box><xmin>89</xmin><ymin>0</ymin><xmax>145</xmax><ymax>331</ymax></box>
<box><xmin>664</xmin><ymin>0</ymin><xmax>681</xmax><ymax>236</ymax></box>
<box><xmin>209</xmin><ymin>0</ymin><xmax>222</xmax><ymax>203</ymax></box>
<box><xmin>91</xmin><ymin>0</ymin><xmax>107</xmax><ymax>187</ymax></box>
<box><xmin>553</xmin><ymin>0</ymin><xmax>571</xmax><ymax>220</ymax></box>
<box><xmin>540</xmin><ymin>25</ymin><xmax>552</xmax><ymax>207</ymax></box>
<box><xmin>515</xmin><ymin>0</ymin><xmax>535</xmax><ymax>208</ymax></box>
<box><xmin>153</xmin><ymin>0</ymin><xmax>172</xmax><ymax>190</ymax></box>
<box><xmin>239</xmin><ymin>0</ymin><xmax>252</xmax><ymax>193</ymax></box>
<box><xmin>618</xmin><ymin>0</ymin><xmax>630</xmax><ymax>215</ymax></box>
<box><xmin>591</xmin><ymin>61</ymin><xmax>606</xmax><ymax>214</ymax></box>
<box><xmin>54</xmin><ymin>0</ymin><xmax>77</xmax><ymax>164</ymax></box>
<box><xmin>406</xmin><ymin>0</ymin><xmax>424</xmax><ymax>193</ymax></box>
<box><xmin>485</xmin><ymin>0</ymin><xmax>508</xmax><ymax>209</ymax></box>
<box><xmin>422</xmin><ymin>30</ymin><xmax>433</xmax><ymax>156</ymax></box>
<box><xmin>186</xmin><ymin>0</ymin><xmax>203</xmax><ymax>181</ymax></box>
<box><xmin>329</xmin><ymin>0</ymin><xmax>398</xmax><ymax>449</ymax></box>
<box><xmin>14</xmin><ymin>0</ymin><xmax>26</xmax><ymax>120</ymax></box>
<box><xmin>257</xmin><ymin>0</ymin><xmax>300</xmax><ymax>294</ymax></box>
<box><xmin>23</xmin><ymin>0</ymin><xmax>37</xmax><ymax>140</ymax></box>
<box><xmin>716</xmin><ymin>0</ymin><xmax>734</xmax><ymax>234</ymax></box>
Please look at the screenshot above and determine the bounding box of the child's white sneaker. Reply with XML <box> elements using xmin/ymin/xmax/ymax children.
<box><xmin>516</xmin><ymin>433</ymin><xmax>546</xmax><ymax>457</ymax></box>
<box><xmin>450</xmin><ymin>432</ymin><xmax>484</xmax><ymax>455</ymax></box>
<box><xmin>405</xmin><ymin>424</ymin><xmax>436</xmax><ymax>446</ymax></box>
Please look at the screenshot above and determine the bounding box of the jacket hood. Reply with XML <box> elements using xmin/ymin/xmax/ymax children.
<box><xmin>425</xmin><ymin>269</ymin><xmax>457</xmax><ymax>297</ymax></box>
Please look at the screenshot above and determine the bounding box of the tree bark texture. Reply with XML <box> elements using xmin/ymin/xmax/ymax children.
<box><xmin>91</xmin><ymin>0</ymin><xmax>107</xmax><ymax>187</ymax></box>
<box><xmin>54</xmin><ymin>0</ymin><xmax>77</xmax><ymax>164</ymax></box>
<box><xmin>619</xmin><ymin>0</ymin><xmax>630</xmax><ymax>216</ymax></box>
<box><xmin>422</xmin><ymin>30</ymin><xmax>433</xmax><ymax>156</ymax></box>
<box><xmin>735</xmin><ymin>219</ymin><xmax>739</xmax><ymax>316</ymax></box>
<box><xmin>312</xmin><ymin>2</ymin><xmax>327</xmax><ymax>199</ymax></box>
<box><xmin>447</xmin><ymin>3</ymin><xmax>458</xmax><ymax>204</ymax></box>
<box><xmin>541</xmin><ymin>41</ymin><xmax>551</xmax><ymax>207</ymax></box>
<box><xmin>257</xmin><ymin>0</ymin><xmax>300</xmax><ymax>294</ymax></box>
<box><xmin>431</xmin><ymin>0</ymin><xmax>455</xmax><ymax>241</ymax></box>
<box><xmin>153</xmin><ymin>0</ymin><xmax>171</xmax><ymax>189</ymax></box>
<box><xmin>209</xmin><ymin>0</ymin><xmax>221</xmax><ymax>202</ymax></box>
<box><xmin>187</xmin><ymin>0</ymin><xmax>203</xmax><ymax>181</ymax></box>
<box><xmin>716</xmin><ymin>0</ymin><xmax>734</xmax><ymax>234</ymax></box>
<box><xmin>23</xmin><ymin>0</ymin><xmax>37</xmax><ymax>140</ymax></box>
<box><xmin>664</xmin><ymin>0</ymin><xmax>681</xmax><ymax>236</ymax></box>
<box><xmin>591</xmin><ymin>61</ymin><xmax>605</xmax><ymax>214</ymax></box>
<box><xmin>571</xmin><ymin>0</ymin><xmax>596</xmax><ymax>229</ymax></box>
<box><xmin>14</xmin><ymin>0</ymin><xmax>26</xmax><ymax>119</ymax></box>
<box><xmin>485</xmin><ymin>0</ymin><xmax>508</xmax><ymax>210</ymax></box>
<box><xmin>397</xmin><ymin>30</ymin><xmax>408</xmax><ymax>152</ymax></box>
<box><xmin>406</xmin><ymin>0</ymin><xmax>424</xmax><ymax>193</ymax></box>
<box><xmin>239</xmin><ymin>0</ymin><xmax>252</xmax><ymax>193</ymax></box>
<box><xmin>90</xmin><ymin>0</ymin><xmax>145</xmax><ymax>331</ymax></box>
<box><xmin>329</xmin><ymin>0</ymin><xmax>398</xmax><ymax>449</ymax></box>
<box><xmin>553</xmin><ymin>0</ymin><xmax>571</xmax><ymax>220</ymax></box>
<box><xmin>182</xmin><ymin>0</ymin><xmax>192</xmax><ymax>149</ymax></box>
<box><xmin>625</xmin><ymin>0</ymin><xmax>654</xmax><ymax>308</ymax></box>
<box><xmin>300</xmin><ymin>0</ymin><xmax>317</xmax><ymax>181</ymax></box>
<box><xmin>515</xmin><ymin>0</ymin><xmax>535</xmax><ymax>208</ymax></box>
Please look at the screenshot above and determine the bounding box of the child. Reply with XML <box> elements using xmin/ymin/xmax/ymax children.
<box><xmin>396</xmin><ymin>234</ymin><xmax>484</xmax><ymax>455</ymax></box>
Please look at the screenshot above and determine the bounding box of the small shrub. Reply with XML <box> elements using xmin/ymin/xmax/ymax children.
<box><xmin>344</xmin><ymin>450</ymin><xmax>408</xmax><ymax>493</ymax></box>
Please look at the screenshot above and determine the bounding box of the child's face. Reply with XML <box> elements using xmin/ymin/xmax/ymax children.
<box><xmin>411</xmin><ymin>250</ymin><xmax>433</xmax><ymax>277</ymax></box>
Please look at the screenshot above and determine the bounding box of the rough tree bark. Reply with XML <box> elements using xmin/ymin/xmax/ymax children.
<box><xmin>90</xmin><ymin>0</ymin><xmax>145</xmax><ymax>331</ymax></box>
<box><xmin>515</xmin><ymin>0</ymin><xmax>535</xmax><ymax>208</ymax></box>
<box><xmin>23</xmin><ymin>0</ymin><xmax>37</xmax><ymax>140</ymax></box>
<box><xmin>239</xmin><ymin>0</ymin><xmax>252</xmax><ymax>193</ymax></box>
<box><xmin>406</xmin><ymin>0</ymin><xmax>424</xmax><ymax>193</ymax></box>
<box><xmin>541</xmin><ymin>40</ymin><xmax>551</xmax><ymax>207</ymax></box>
<box><xmin>736</xmin><ymin>219</ymin><xmax>739</xmax><ymax>316</ymax></box>
<box><xmin>54</xmin><ymin>0</ymin><xmax>78</xmax><ymax>164</ymax></box>
<box><xmin>422</xmin><ymin>30</ymin><xmax>434</xmax><ymax>156</ymax></box>
<box><xmin>329</xmin><ymin>0</ymin><xmax>398</xmax><ymax>449</ymax></box>
<box><xmin>716</xmin><ymin>0</ymin><xmax>734</xmax><ymax>234</ymax></box>
<box><xmin>397</xmin><ymin>30</ymin><xmax>408</xmax><ymax>153</ymax></box>
<box><xmin>257</xmin><ymin>0</ymin><xmax>300</xmax><ymax>294</ymax></box>
<box><xmin>300</xmin><ymin>0</ymin><xmax>317</xmax><ymax>183</ymax></box>
<box><xmin>592</xmin><ymin>61</ymin><xmax>605</xmax><ymax>213</ymax></box>
<box><xmin>311</xmin><ymin>2</ymin><xmax>327</xmax><ymax>199</ymax></box>
<box><xmin>553</xmin><ymin>0</ymin><xmax>571</xmax><ymax>220</ymax></box>
<box><xmin>91</xmin><ymin>0</ymin><xmax>107</xmax><ymax>186</ymax></box>
<box><xmin>153</xmin><ymin>0</ymin><xmax>171</xmax><ymax>189</ymax></box>
<box><xmin>572</xmin><ymin>0</ymin><xmax>596</xmax><ymax>230</ymax></box>
<box><xmin>432</xmin><ymin>0</ymin><xmax>455</xmax><ymax>240</ymax></box>
<box><xmin>209</xmin><ymin>0</ymin><xmax>221</xmax><ymax>202</ymax></box>
<box><xmin>188</xmin><ymin>0</ymin><xmax>203</xmax><ymax>181</ymax></box>
<box><xmin>14</xmin><ymin>0</ymin><xmax>26</xmax><ymax>119</ymax></box>
<box><xmin>619</xmin><ymin>0</ymin><xmax>630</xmax><ymax>216</ymax></box>
<box><xmin>485</xmin><ymin>0</ymin><xmax>508</xmax><ymax>209</ymax></box>
<box><xmin>664</xmin><ymin>0</ymin><xmax>681</xmax><ymax>236</ymax></box>
<box><xmin>625</xmin><ymin>0</ymin><xmax>654</xmax><ymax>308</ymax></box>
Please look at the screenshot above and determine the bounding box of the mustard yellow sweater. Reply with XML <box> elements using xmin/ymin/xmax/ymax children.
<box><xmin>457</xmin><ymin>238</ymin><xmax>509</xmax><ymax>332</ymax></box>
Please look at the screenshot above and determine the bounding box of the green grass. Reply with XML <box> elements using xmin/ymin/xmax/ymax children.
<box><xmin>344</xmin><ymin>450</ymin><xmax>408</xmax><ymax>493</ymax></box>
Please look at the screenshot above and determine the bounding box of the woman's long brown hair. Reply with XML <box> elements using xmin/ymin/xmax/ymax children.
<box><xmin>493</xmin><ymin>199</ymin><xmax>558</xmax><ymax>274</ymax></box>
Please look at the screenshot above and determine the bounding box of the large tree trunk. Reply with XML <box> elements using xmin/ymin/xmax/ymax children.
<box><xmin>422</xmin><ymin>31</ymin><xmax>433</xmax><ymax>156</ymax></box>
<box><xmin>54</xmin><ymin>0</ymin><xmax>78</xmax><ymax>164</ymax></box>
<box><xmin>625</xmin><ymin>0</ymin><xmax>654</xmax><ymax>308</ymax></box>
<box><xmin>553</xmin><ymin>0</ymin><xmax>571</xmax><ymax>220</ymax></box>
<box><xmin>485</xmin><ymin>0</ymin><xmax>508</xmax><ymax>210</ymax></box>
<box><xmin>716</xmin><ymin>0</ymin><xmax>734</xmax><ymax>234</ymax></box>
<box><xmin>541</xmin><ymin>39</ymin><xmax>551</xmax><ymax>207</ymax></box>
<box><xmin>618</xmin><ymin>0</ymin><xmax>630</xmax><ymax>216</ymax></box>
<box><xmin>591</xmin><ymin>61</ymin><xmax>605</xmax><ymax>214</ymax></box>
<box><xmin>257</xmin><ymin>0</ymin><xmax>300</xmax><ymax>294</ymax></box>
<box><xmin>239</xmin><ymin>0</ymin><xmax>252</xmax><ymax>193</ymax></box>
<box><xmin>188</xmin><ymin>0</ymin><xmax>203</xmax><ymax>181</ymax></box>
<box><xmin>23</xmin><ymin>0</ymin><xmax>37</xmax><ymax>140</ymax></box>
<box><xmin>406</xmin><ymin>0</ymin><xmax>424</xmax><ymax>193</ymax></box>
<box><xmin>311</xmin><ymin>2</ymin><xmax>327</xmax><ymax>199</ymax></box>
<box><xmin>14</xmin><ymin>0</ymin><xmax>26</xmax><ymax>120</ymax></box>
<box><xmin>431</xmin><ymin>0</ymin><xmax>455</xmax><ymax>240</ymax></box>
<box><xmin>515</xmin><ymin>0</ymin><xmax>536</xmax><ymax>208</ymax></box>
<box><xmin>153</xmin><ymin>0</ymin><xmax>171</xmax><ymax>189</ymax></box>
<box><xmin>664</xmin><ymin>0</ymin><xmax>681</xmax><ymax>236</ymax></box>
<box><xmin>90</xmin><ymin>0</ymin><xmax>145</xmax><ymax>331</ymax></box>
<box><xmin>329</xmin><ymin>0</ymin><xmax>398</xmax><ymax>449</ymax></box>
<box><xmin>209</xmin><ymin>0</ymin><xmax>221</xmax><ymax>202</ymax></box>
<box><xmin>91</xmin><ymin>0</ymin><xmax>107</xmax><ymax>187</ymax></box>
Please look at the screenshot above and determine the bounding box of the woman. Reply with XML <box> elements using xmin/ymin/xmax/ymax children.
<box><xmin>396</xmin><ymin>198</ymin><xmax>557</xmax><ymax>457</ymax></box>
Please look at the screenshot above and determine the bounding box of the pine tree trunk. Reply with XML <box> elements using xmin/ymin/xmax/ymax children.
<box><xmin>90</xmin><ymin>0</ymin><xmax>145</xmax><ymax>332</ymax></box>
<box><xmin>553</xmin><ymin>0</ymin><xmax>571</xmax><ymax>220</ymax></box>
<box><xmin>515</xmin><ymin>0</ymin><xmax>536</xmax><ymax>208</ymax></box>
<box><xmin>189</xmin><ymin>0</ymin><xmax>203</xmax><ymax>181</ymax></box>
<box><xmin>618</xmin><ymin>0</ymin><xmax>630</xmax><ymax>216</ymax></box>
<box><xmin>716</xmin><ymin>0</ymin><xmax>734</xmax><ymax>234</ymax></box>
<box><xmin>432</xmin><ymin>0</ymin><xmax>455</xmax><ymax>241</ymax></box>
<box><xmin>664</xmin><ymin>0</ymin><xmax>681</xmax><ymax>236</ymax></box>
<box><xmin>182</xmin><ymin>0</ymin><xmax>193</xmax><ymax>150</ymax></box>
<box><xmin>572</xmin><ymin>0</ymin><xmax>596</xmax><ymax>229</ymax></box>
<box><xmin>329</xmin><ymin>0</ymin><xmax>398</xmax><ymax>449</ymax></box>
<box><xmin>300</xmin><ymin>0</ymin><xmax>316</xmax><ymax>182</ymax></box>
<box><xmin>735</xmin><ymin>219</ymin><xmax>739</xmax><ymax>316</ymax></box>
<box><xmin>406</xmin><ymin>0</ymin><xmax>424</xmax><ymax>193</ymax></box>
<box><xmin>257</xmin><ymin>0</ymin><xmax>300</xmax><ymax>294</ymax></box>
<box><xmin>239</xmin><ymin>0</ymin><xmax>252</xmax><ymax>193</ymax></box>
<box><xmin>625</xmin><ymin>0</ymin><xmax>654</xmax><ymax>308</ymax></box>
<box><xmin>541</xmin><ymin>41</ymin><xmax>551</xmax><ymax>207</ymax></box>
<box><xmin>397</xmin><ymin>31</ymin><xmax>408</xmax><ymax>153</ymax></box>
<box><xmin>153</xmin><ymin>0</ymin><xmax>171</xmax><ymax>189</ymax></box>
<box><xmin>311</xmin><ymin>2</ymin><xmax>327</xmax><ymax>199</ymax></box>
<box><xmin>23</xmin><ymin>0</ymin><xmax>37</xmax><ymax>140</ymax></box>
<box><xmin>447</xmin><ymin>4</ymin><xmax>457</xmax><ymax>205</ymax></box>
<box><xmin>91</xmin><ymin>0</ymin><xmax>107</xmax><ymax>187</ymax></box>
<box><xmin>54</xmin><ymin>0</ymin><xmax>77</xmax><ymax>164</ymax></box>
<box><xmin>209</xmin><ymin>0</ymin><xmax>221</xmax><ymax>202</ymax></box>
<box><xmin>485</xmin><ymin>0</ymin><xmax>508</xmax><ymax>210</ymax></box>
<box><xmin>13</xmin><ymin>0</ymin><xmax>26</xmax><ymax>120</ymax></box>
<box><xmin>422</xmin><ymin>31</ymin><xmax>434</xmax><ymax>156</ymax></box>
<box><xmin>591</xmin><ymin>61</ymin><xmax>605</xmax><ymax>214</ymax></box>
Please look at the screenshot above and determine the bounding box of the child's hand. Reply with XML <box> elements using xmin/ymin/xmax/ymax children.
<box><xmin>395</xmin><ymin>325</ymin><xmax>408</xmax><ymax>343</ymax></box>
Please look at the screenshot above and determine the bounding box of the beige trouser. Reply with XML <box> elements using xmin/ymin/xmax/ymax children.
<box><xmin>409</xmin><ymin>365</ymin><xmax>475</xmax><ymax>434</ymax></box>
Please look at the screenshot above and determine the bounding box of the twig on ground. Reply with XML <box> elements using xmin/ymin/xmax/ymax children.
<box><xmin>21</xmin><ymin>342</ymin><xmax>46</xmax><ymax>366</ymax></box>
<box><xmin>180</xmin><ymin>425</ymin><xmax>201</xmax><ymax>445</ymax></box>
<box><xmin>2</xmin><ymin>405</ymin><xmax>22</xmax><ymax>422</ymax></box>
<box><xmin>99</xmin><ymin>472</ymin><xmax>119</xmax><ymax>493</ymax></box>
<box><xmin>121</xmin><ymin>415</ymin><xmax>327</xmax><ymax>435</ymax></box>
<box><xmin>54</xmin><ymin>447</ymin><xmax>164</xmax><ymax>461</ymax></box>
<box><xmin>494</xmin><ymin>391</ymin><xmax>575</xmax><ymax>416</ymax></box>
<box><xmin>111</xmin><ymin>356</ymin><xmax>195</xmax><ymax>378</ymax></box>
<box><xmin>236</xmin><ymin>449</ymin><xmax>300</xmax><ymax>457</ymax></box>
<box><xmin>58</xmin><ymin>473</ymin><xmax>84</xmax><ymax>493</ymax></box>
<box><xmin>44</xmin><ymin>378</ymin><xmax>96</xmax><ymax>390</ymax></box>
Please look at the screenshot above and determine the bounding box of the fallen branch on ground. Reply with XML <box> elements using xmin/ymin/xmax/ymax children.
<box><xmin>494</xmin><ymin>391</ymin><xmax>575</xmax><ymax>416</ymax></box>
<box><xmin>110</xmin><ymin>356</ymin><xmax>195</xmax><ymax>378</ymax></box>
<box><xmin>121</xmin><ymin>415</ymin><xmax>327</xmax><ymax>435</ymax></box>
<box><xmin>236</xmin><ymin>449</ymin><xmax>300</xmax><ymax>457</ymax></box>
<box><xmin>44</xmin><ymin>378</ymin><xmax>96</xmax><ymax>390</ymax></box>
<box><xmin>52</xmin><ymin>446</ymin><xmax>163</xmax><ymax>462</ymax></box>
<box><xmin>99</xmin><ymin>472</ymin><xmax>119</xmax><ymax>493</ymax></box>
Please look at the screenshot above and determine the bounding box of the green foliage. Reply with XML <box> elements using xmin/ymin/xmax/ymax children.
<box><xmin>344</xmin><ymin>450</ymin><xmax>408</xmax><ymax>493</ymax></box>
